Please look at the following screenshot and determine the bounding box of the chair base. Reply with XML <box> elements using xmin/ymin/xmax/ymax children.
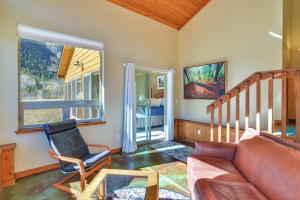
<box><xmin>53</xmin><ymin>172</ymin><xmax>81</xmax><ymax>196</ymax></box>
<box><xmin>52</xmin><ymin>156</ymin><xmax>111</xmax><ymax>196</ymax></box>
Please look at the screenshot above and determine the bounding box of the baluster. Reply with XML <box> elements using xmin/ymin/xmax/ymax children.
<box><xmin>226</xmin><ymin>95</ymin><xmax>230</xmax><ymax>143</ymax></box>
<box><xmin>210</xmin><ymin>105</ymin><xmax>214</xmax><ymax>141</ymax></box>
<box><xmin>268</xmin><ymin>77</ymin><xmax>273</xmax><ymax>133</ymax></box>
<box><xmin>235</xmin><ymin>89</ymin><xmax>240</xmax><ymax>143</ymax></box>
<box><xmin>281</xmin><ymin>72</ymin><xmax>287</xmax><ymax>138</ymax></box>
<box><xmin>218</xmin><ymin>100</ymin><xmax>222</xmax><ymax>142</ymax></box>
<box><xmin>256</xmin><ymin>74</ymin><xmax>261</xmax><ymax>132</ymax></box>
<box><xmin>245</xmin><ymin>82</ymin><xmax>250</xmax><ymax>130</ymax></box>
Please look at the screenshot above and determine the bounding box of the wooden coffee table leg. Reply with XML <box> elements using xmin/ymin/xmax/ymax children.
<box><xmin>99</xmin><ymin>179</ymin><xmax>105</xmax><ymax>200</ymax></box>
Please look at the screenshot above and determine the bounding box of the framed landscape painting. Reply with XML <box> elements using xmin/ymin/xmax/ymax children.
<box><xmin>184</xmin><ymin>61</ymin><xmax>226</xmax><ymax>99</ymax></box>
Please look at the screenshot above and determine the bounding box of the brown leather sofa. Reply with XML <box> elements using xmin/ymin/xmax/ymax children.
<box><xmin>187</xmin><ymin>129</ymin><xmax>300</xmax><ymax>200</ymax></box>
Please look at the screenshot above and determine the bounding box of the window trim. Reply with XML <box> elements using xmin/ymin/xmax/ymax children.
<box><xmin>15</xmin><ymin>120</ymin><xmax>107</xmax><ymax>135</ymax></box>
<box><xmin>83</xmin><ymin>73</ymin><xmax>92</xmax><ymax>119</ymax></box>
<box><xmin>17</xmin><ymin>26</ymin><xmax>105</xmax><ymax>131</ymax></box>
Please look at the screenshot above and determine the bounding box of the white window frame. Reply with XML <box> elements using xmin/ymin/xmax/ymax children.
<box><xmin>66</xmin><ymin>81</ymin><xmax>72</xmax><ymax>100</ymax></box>
<box><xmin>17</xmin><ymin>24</ymin><xmax>105</xmax><ymax>129</ymax></box>
<box><xmin>90</xmin><ymin>70</ymin><xmax>102</xmax><ymax>119</ymax></box>
<box><xmin>83</xmin><ymin>73</ymin><xmax>92</xmax><ymax>119</ymax></box>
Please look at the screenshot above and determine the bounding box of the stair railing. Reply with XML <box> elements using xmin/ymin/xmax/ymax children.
<box><xmin>207</xmin><ymin>68</ymin><xmax>300</xmax><ymax>143</ymax></box>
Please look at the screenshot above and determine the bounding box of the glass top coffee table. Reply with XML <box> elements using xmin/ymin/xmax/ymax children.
<box><xmin>79</xmin><ymin>169</ymin><xmax>159</xmax><ymax>200</ymax></box>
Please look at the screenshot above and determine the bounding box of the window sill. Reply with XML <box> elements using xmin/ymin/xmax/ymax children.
<box><xmin>15</xmin><ymin>121</ymin><xmax>107</xmax><ymax>135</ymax></box>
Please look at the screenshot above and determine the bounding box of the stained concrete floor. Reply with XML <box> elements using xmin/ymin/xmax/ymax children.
<box><xmin>1</xmin><ymin>144</ymin><xmax>190</xmax><ymax>200</ymax></box>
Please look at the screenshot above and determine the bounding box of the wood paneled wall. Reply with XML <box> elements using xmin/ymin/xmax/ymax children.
<box><xmin>174</xmin><ymin>119</ymin><xmax>244</xmax><ymax>144</ymax></box>
<box><xmin>65</xmin><ymin>48</ymin><xmax>101</xmax><ymax>82</ymax></box>
<box><xmin>288</xmin><ymin>78</ymin><xmax>296</xmax><ymax>120</ymax></box>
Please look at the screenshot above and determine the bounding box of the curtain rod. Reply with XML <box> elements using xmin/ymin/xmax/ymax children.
<box><xmin>123</xmin><ymin>63</ymin><xmax>169</xmax><ymax>73</ymax></box>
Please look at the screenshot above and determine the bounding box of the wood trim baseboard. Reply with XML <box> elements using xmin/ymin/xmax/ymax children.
<box><xmin>111</xmin><ymin>147</ymin><xmax>122</xmax><ymax>154</ymax></box>
<box><xmin>15</xmin><ymin>147</ymin><xmax>122</xmax><ymax>180</ymax></box>
<box><xmin>15</xmin><ymin>163</ymin><xmax>59</xmax><ymax>179</ymax></box>
<box><xmin>274</xmin><ymin>120</ymin><xmax>282</xmax><ymax>126</ymax></box>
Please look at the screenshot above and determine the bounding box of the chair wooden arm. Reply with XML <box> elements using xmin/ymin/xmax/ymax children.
<box><xmin>48</xmin><ymin>149</ymin><xmax>85</xmax><ymax>172</ymax></box>
<box><xmin>87</xmin><ymin>144</ymin><xmax>111</xmax><ymax>152</ymax></box>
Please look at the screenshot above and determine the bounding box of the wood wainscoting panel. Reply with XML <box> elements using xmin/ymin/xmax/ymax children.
<box><xmin>287</xmin><ymin>78</ymin><xmax>296</xmax><ymax>120</ymax></box>
<box><xmin>175</xmin><ymin>119</ymin><xmax>244</xmax><ymax>144</ymax></box>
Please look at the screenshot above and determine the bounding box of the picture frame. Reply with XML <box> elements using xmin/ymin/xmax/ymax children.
<box><xmin>183</xmin><ymin>61</ymin><xmax>227</xmax><ymax>99</ymax></box>
<box><xmin>157</xmin><ymin>75</ymin><xmax>165</xmax><ymax>89</ymax></box>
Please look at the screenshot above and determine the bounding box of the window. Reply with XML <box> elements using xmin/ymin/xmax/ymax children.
<box><xmin>18</xmin><ymin>25</ymin><xmax>104</xmax><ymax>129</ymax></box>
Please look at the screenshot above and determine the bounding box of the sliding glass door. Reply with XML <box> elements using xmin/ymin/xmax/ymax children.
<box><xmin>136</xmin><ymin>69</ymin><xmax>166</xmax><ymax>143</ymax></box>
<box><xmin>136</xmin><ymin>69</ymin><xmax>151</xmax><ymax>142</ymax></box>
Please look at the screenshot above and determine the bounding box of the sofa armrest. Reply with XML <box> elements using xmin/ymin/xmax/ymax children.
<box><xmin>194</xmin><ymin>141</ymin><xmax>238</xmax><ymax>161</ymax></box>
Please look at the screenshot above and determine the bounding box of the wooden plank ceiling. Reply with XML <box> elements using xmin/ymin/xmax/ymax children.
<box><xmin>107</xmin><ymin>0</ymin><xmax>211</xmax><ymax>30</ymax></box>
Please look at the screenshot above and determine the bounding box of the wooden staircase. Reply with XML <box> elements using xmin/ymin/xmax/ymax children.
<box><xmin>207</xmin><ymin>68</ymin><xmax>300</xmax><ymax>144</ymax></box>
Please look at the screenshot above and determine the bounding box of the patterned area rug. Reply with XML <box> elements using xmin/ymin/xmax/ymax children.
<box><xmin>277</xmin><ymin>125</ymin><xmax>296</xmax><ymax>136</ymax></box>
<box><xmin>150</xmin><ymin>141</ymin><xmax>195</xmax><ymax>162</ymax></box>
<box><xmin>110</xmin><ymin>187</ymin><xmax>190</xmax><ymax>200</ymax></box>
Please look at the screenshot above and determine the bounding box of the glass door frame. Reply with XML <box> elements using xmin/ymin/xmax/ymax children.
<box><xmin>135</xmin><ymin>67</ymin><xmax>168</xmax><ymax>145</ymax></box>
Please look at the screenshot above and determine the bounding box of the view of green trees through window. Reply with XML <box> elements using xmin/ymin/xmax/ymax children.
<box><xmin>19</xmin><ymin>37</ymin><xmax>103</xmax><ymax>127</ymax></box>
<box><xmin>20</xmin><ymin>38</ymin><xmax>64</xmax><ymax>125</ymax></box>
<box><xmin>20</xmin><ymin>38</ymin><xmax>64</xmax><ymax>100</ymax></box>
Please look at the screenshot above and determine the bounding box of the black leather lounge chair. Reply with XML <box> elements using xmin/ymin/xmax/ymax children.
<box><xmin>44</xmin><ymin>119</ymin><xmax>111</xmax><ymax>195</ymax></box>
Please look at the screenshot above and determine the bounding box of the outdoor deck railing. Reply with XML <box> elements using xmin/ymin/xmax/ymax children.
<box><xmin>19</xmin><ymin>100</ymin><xmax>103</xmax><ymax>129</ymax></box>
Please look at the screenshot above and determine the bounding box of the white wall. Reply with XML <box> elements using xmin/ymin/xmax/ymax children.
<box><xmin>0</xmin><ymin>0</ymin><xmax>177</xmax><ymax>172</ymax></box>
<box><xmin>176</xmin><ymin>0</ymin><xmax>283</xmax><ymax>129</ymax></box>
<box><xmin>0</xmin><ymin>0</ymin><xmax>283</xmax><ymax>173</ymax></box>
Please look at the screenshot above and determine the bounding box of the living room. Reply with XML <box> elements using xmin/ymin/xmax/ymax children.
<box><xmin>0</xmin><ymin>0</ymin><xmax>299</xmax><ymax>200</ymax></box>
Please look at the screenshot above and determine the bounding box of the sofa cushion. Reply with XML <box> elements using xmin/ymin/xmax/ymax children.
<box><xmin>187</xmin><ymin>154</ymin><xmax>247</xmax><ymax>199</ymax></box>
<box><xmin>194</xmin><ymin>179</ymin><xmax>267</xmax><ymax>200</ymax></box>
<box><xmin>234</xmin><ymin>129</ymin><xmax>300</xmax><ymax>200</ymax></box>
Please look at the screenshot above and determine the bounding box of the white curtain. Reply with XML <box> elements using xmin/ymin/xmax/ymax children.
<box><xmin>122</xmin><ymin>63</ymin><xmax>137</xmax><ymax>153</ymax></box>
<box><xmin>166</xmin><ymin>68</ymin><xmax>175</xmax><ymax>141</ymax></box>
